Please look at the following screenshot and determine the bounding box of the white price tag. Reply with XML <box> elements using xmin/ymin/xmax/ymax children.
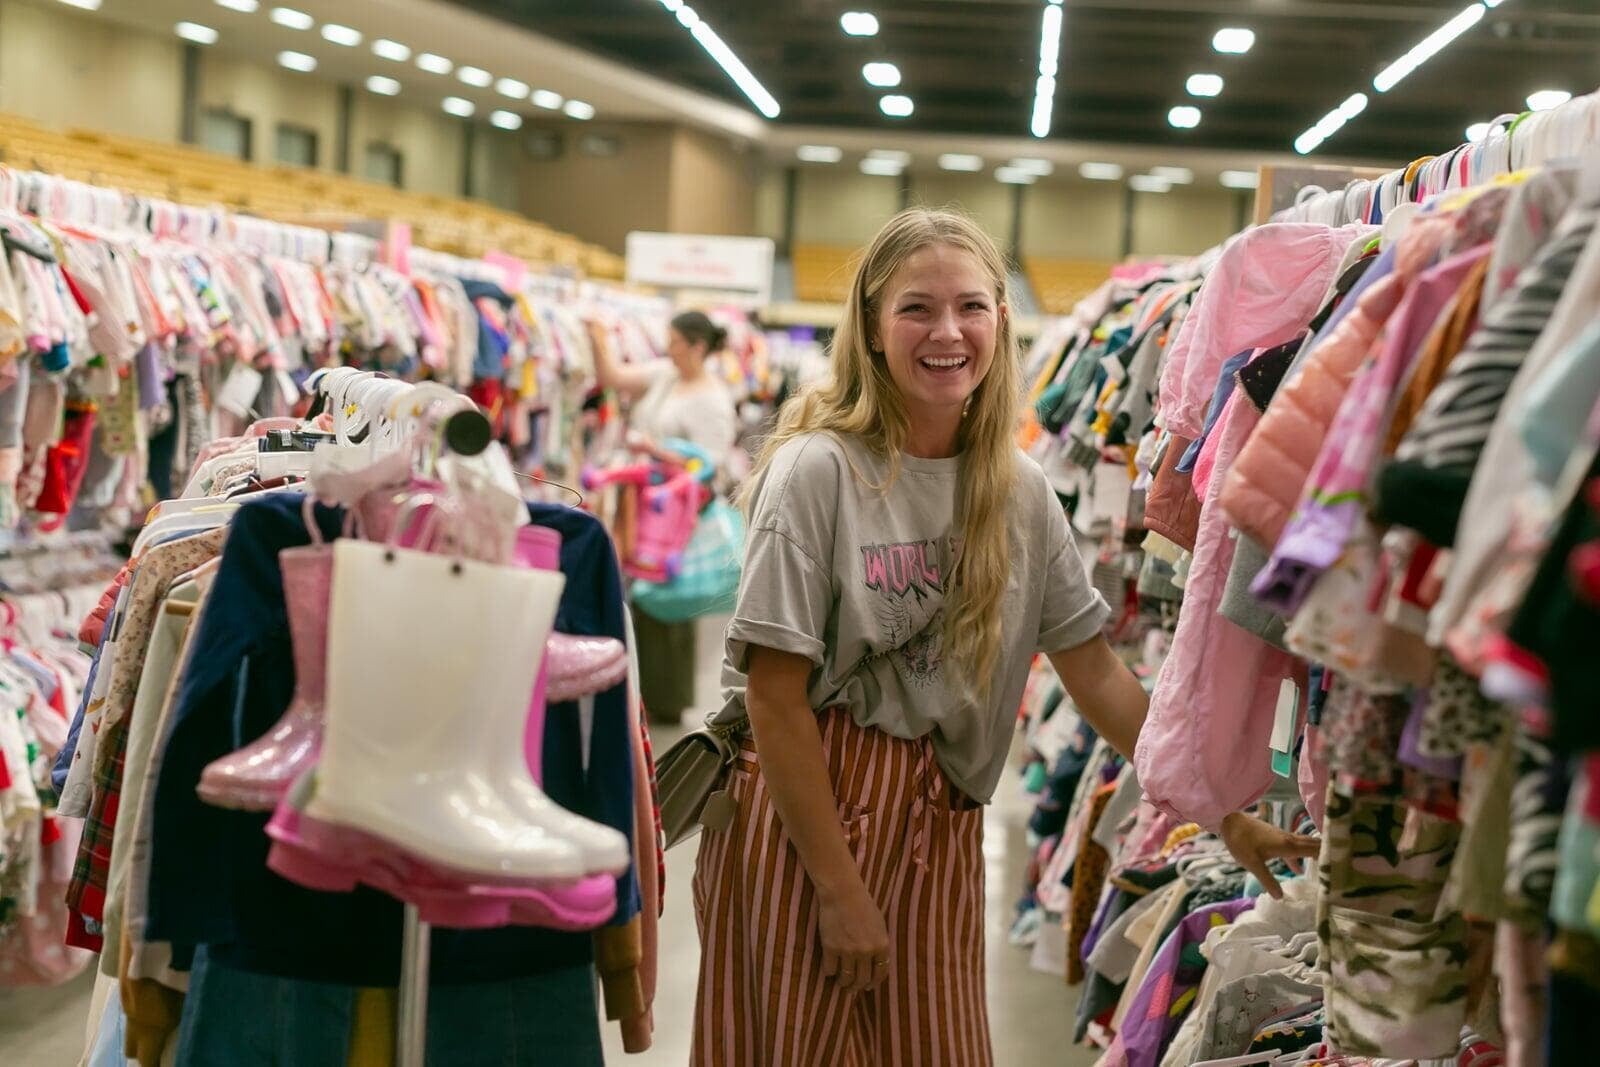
<box><xmin>1269</xmin><ymin>678</ymin><xmax>1299</xmax><ymax>755</ymax></box>
<box><xmin>216</xmin><ymin>365</ymin><xmax>263</xmax><ymax>418</ymax></box>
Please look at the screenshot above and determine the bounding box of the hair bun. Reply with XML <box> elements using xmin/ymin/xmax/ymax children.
<box><xmin>711</xmin><ymin>325</ymin><xmax>729</xmax><ymax>351</ymax></box>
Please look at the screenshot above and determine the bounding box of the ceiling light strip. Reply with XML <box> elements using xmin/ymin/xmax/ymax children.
<box><xmin>657</xmin><ymin>2</ymin><xmax>780</xmax><ymax>118</ymax></box>
<box><xmin>1030</xmin><ymin>2</ymin><xmax>1063</xmax><ymax>138</ymax></box>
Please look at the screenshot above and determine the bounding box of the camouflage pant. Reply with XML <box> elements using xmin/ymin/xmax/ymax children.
<box><xmin>1317</xmin><ymin>787</ymin><xmax>1469</xmax><ymax>1059</ymax></box>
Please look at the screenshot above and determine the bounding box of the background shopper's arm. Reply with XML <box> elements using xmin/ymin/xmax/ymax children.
<box><xmin>588</xmin><ymin>321</ymin><xmax>657</xmax><ymax>398</ymax></box>
<box><xmin>745</xmin><ymin>644</ymin><xmax>890</xmax><ymax>993</ymax></box>
<box><xmin>1047</xmin><ymin>634</ymin><xmax>1318</xmax><ymax>897</ymax></box>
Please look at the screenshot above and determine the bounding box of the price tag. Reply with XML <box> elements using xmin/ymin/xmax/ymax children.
<box><xmin>1269</xmin><ymin>678</ymin><xmax>1299</xmax><ymax>778</ymax></box>
<box><xmin>216</xmin><ymin>365</ymin><xmax>263</xmax><ymax>418</ymax></box>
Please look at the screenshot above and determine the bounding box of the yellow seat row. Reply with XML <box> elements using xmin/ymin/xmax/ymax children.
<box><xmin>0</xmin><ymin>114</ymin><xmax>625</xmax><ymax>280</ymax></box>
<box><xmin>1024</xmin><ymin>257</ymin><xmax>1119</xmax><ymax>315</ymax></box>
<box><xmin>792</xmin><ymin>244</ymin><xmax>860</xmax><ymax>304</ymax></box>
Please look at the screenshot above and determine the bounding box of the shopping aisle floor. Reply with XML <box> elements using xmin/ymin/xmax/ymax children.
<box><xmin>603</xmin><ymin>616</ymin><xmax>1098</xmax><ymax>1066</ymax></box>
<box><xmin>0</xmin><ymin>615</ymin><xmax>1096</xmax><ymax>1066</ymax></box>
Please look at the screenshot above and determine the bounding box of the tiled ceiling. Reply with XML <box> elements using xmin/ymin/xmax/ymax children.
<box><xmin>451</xmin><ymin>0</ymin><xmax>1600</xmax><ymax>159</ymax></box>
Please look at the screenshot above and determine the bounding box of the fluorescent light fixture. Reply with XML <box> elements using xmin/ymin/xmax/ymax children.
<box><xmin>1212</xmin><ymin>28</ymin><xmax>1255</xmax><ymax>54</ymax></box>
<box><xmin>269</xmin><ymin>6</ymin><xmax>312</xmax><ymax>30</ymax></box>
<box><xmin>1009</xmin><ymin>158</ymin><xmax>1053</xmax><ymax>176</ymax></box>
<box><xmin>1186</xmin><ymin>73</ymin><xmax>1224</xmax><ymax>97</ymax></box>
<box><xmin>995</xmin><ymin>166</ymin><xmax>1037</xmax><ymax>185</ymax></box>
<box><xmin>939</xmin><ymin>153</ymin><xmax>984</xmax><ymax>172</ymax></box>
<box><xmin>868</xmin><ymin>149</ymin><xmax>912</xmax><ymax>164</ymax></box>
<box><xmin>372</xmin><ymin>39</ymin><xmax>411</xmax><ymax>62</ymax></box>
<box><xmin>1294</xmin><ymin>92</ymin><xmax>1369</xmax><ymax>154</ymax></box>
<box><xmin>1528</xmin><ymin>89</ymin><xmax>1572</xmax><ymax>112</ymax></box>
<box><xmin>531</xmin><ymin>89</ymin><xmax>564</xmax><ymax>110</ymax></box>
<box><xmin>1339</xmin><ymin>92</ymin><xmax>1369</xmax><ymax>119</ymax></box>
<box><xmin>490</xmin><ymin>110</ymin><xmax>523</xmax><ymax>130</ymax></box>
<box><xmin>1031</xmin><ymin>2</ymin><xmax>1064</xmax><ymax>139</ymax></box>
<box><xmin>496</xmin><ymin>77</ymin><xmax>531</xmax><ymax>99</ymax></box>
<box><xmin>797</xmin><ymin>145</ymin><xmax>843</xmax><ymax>163</ymax></box>
<box><xmin>321</xmin><ymin>23</ymin><xmax>360</xmax><ymax>46</ymax></box>
<box><xmin>176</xmin><ymin>21</ymin><xmax>219</xmax><ymax>44</ymax></box>
<box><xmin>563</xmin><ymin>99</ymin><xmax>595</xmax><ymax>120</ymax></box>
<box><xmin>416</xmin><ymin>53</ymin><xmax>452</xmax><ymax>75</ymax></box>
<box><xmin>1220</xmin><ymin>169</ymin><xmax>1260</xmax><ymax>189</ymax></box>
<box><xmin>1465</xmin><ymin>121</ymin><xmax>1491</xmax><ymax>143</ymax></box>
<box><xmin>860</xmin><ymin>158</ymin><xmax>903</xmax><ymax>177</ymax></box>
<box><xmin>1151</xmin><ymin>166</ymin><xmax>1194</xmax><ymax>184</ymax></box>
<box><xmin>1373</xmin><ymin>3</ymin><xmax>1484</xmax><ymax>93</ymax></box>
<box><xmin>686</xmin><ymin>16</ymin><xmax>782</xmax><ymax>118</ymax></box>
<box><xmin>442</xmin><ymin>96</ymin><xmax>475</xmax><ymax>118</ymax></box>
<box><xmin>1130</xmin><ymin>174</ymin><xmax>1172</xmax><ymax>193</ymax></box>
<box><xmin>457</xmin><ymin>65</ymin><xmax>493</xmax><ymax>88</ymax></box>
<box><xmin>214</xmin><ymin>0</ymin><xmax>259</xmax><ymax>12</ymax></box>
<box><xmin>57</xmin><ymin>0</ymin><xmax>102</xmax><ymax>9</ymax></box>
<box><xmin>841</xmin><ymin>11</ymin><xmax>879</xmax><ymax>36</ymax></box>
<box><xmin>1168</xmin><ymin>106</ymin><xmax>1202</xmax><ymax>129</ymax></box>
<box><xmin>277</xmin><ymin>50</ymin><xmax>316</xmax><ymax>72</ymax></box>
<box><xmin>366</xmin><ymin>75</ymin><xmax>401</xmax><ymax>96</ymax></box>
<box><xmin>863</xmin><ymin>62</ymin><xmax>901</xmax><ymax>88</ymax></box>
<box><xmin>880</xmin><ymin>94</ymin><xmax>914</xmax><ymax>118</ymax></box>
<box><xmin>1079</xmin><ymin>162</ymin><xmax>1124</xmax><ymax>181</ymax></box>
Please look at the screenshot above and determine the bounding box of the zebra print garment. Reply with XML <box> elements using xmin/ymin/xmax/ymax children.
<box><xmin>1395</xmin><ymin>196</ymin><xmax>1600</xmax><ymax>471</ymax></box>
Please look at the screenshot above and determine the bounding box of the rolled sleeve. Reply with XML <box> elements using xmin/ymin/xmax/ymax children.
<box><xmin>725</xmin><ymin>527</ymin><xmax>832</xmax><ymax>671</ymax></box>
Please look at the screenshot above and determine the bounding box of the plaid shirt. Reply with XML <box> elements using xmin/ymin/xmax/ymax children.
<box><xmin>66</xmin><ymin>528</ymin><xmax>224</xmax><ymax>951</ymax></box>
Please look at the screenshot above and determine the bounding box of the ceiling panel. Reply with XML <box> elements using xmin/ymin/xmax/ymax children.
<box><xmin>449</xmin><ymin>0</ymin><xmax>1600</xmax><ymax>159</ymax></box>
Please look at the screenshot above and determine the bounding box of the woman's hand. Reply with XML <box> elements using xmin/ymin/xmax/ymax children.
<box><xmin>817</xmin><ymin>878</ymin><xmax>891</xmax><ymax>995</ymax></box>
<box><xmin>1219</xmin><ymin>811</ymin><xmax>1321</xmax><ymax>900</ymax></box>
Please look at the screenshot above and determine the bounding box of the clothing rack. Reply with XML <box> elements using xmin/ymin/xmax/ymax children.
<box><xmin>1275</xmin><ymin>85</ymin><xmax>1600</xmax><ymax>225</ymax></box>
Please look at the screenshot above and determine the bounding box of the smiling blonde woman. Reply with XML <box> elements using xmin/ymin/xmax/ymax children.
<box><xmin>692</xmin><ymin>208</ymin><xmax>1313</xmax><ymax>1066</ymax></box>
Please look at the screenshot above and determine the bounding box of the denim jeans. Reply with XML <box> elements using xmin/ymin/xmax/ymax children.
<box><xmin>175</xmin><ymin>946</ymin><xmax>605</xmax><ymax>1066</ymax></box>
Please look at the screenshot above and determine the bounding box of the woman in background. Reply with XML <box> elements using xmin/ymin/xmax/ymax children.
<box><xmin>594</xmin><ymin>310</ymin><xmax>738</xmax><ymax>725</ymax></box>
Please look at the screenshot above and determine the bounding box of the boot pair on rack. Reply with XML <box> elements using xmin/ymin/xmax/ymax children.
<box><xmin>198</xmin><ymin>502</ymin><xmax>632</xmax><ymax>928</ymax></box>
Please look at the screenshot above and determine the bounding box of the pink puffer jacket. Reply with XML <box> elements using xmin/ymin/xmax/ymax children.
<box><xmin>1220</xmin><ymin>217</ymin><xmax>1453</xmax><ymax>550</ymax></box>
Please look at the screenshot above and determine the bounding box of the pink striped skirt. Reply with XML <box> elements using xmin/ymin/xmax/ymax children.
<box><xmin>691</xmin><ymin>706</ymin><xmax>992</xmax><ymax>1066</ymax></box>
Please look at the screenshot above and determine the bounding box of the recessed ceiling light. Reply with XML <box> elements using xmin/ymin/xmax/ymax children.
<box><xmin>860</xmin><ymin>157</ymin><xmax>903</xmax><ymax>176</ymax></box>
<box><xmin>366</xmin><ymin>75</ymin><xmax>401</xmax><ymax>96</ymax></box>
<box><xmin>564</xmin><ymin>99</ymin><xmax>595</xmax><ymax>120</ymax></box>
<box><xmin>939</xmin><ymin>153</ymin><xmax>984</xmax><ymax>172</ymax></box>
<box><xmin>175</xmin><ymin>21</ymin><xmax>219</xmax><ymax>45</ymax></box>
<box><xmin>1465</xmin><ymin>122</ymin><xmax>1491</xmax><ymax>143</ymax></box>
<box><xmin>1527</xmin><ymin>89</ymin><xmax>1572</xmax><ymax>112</ymax></box>
<box><xmin>880</xmin><ymin>95</ymin><xmax>914</xmax><ymax>118</ymax></box>
<box><xmin>841</xmin><ymin>11</ymin><xmax>879</xmax><ymax>36</ymax></box>
<box><xmin>320</xmin><ymin>23</ymin><xmax>361</xmax><ymax>46</ymax></box>
<box><xmin>1010</xmin><ymin>157</ymin><xmax>1053</xmax><ymax>176</ymax></box>
<box><xmin>531</xmin><ymin>89</ymin><xmax>564</xmax><ymax>110</ymax></box>
<box><xmin>797</xmin><ymin>145</ymin><xmax>843</xmax><ymax>163</ymax></box>
<box><xmin>1079</xmin><ymin>162</ymin><xmax>1124</xmax><ymax>181</ymax></box>
<box><xmin>269</xmin><ymin>6</ymin><xmax>312</xmax><ymax>30</ymax></box>
<box><xmin>995</xmin><ymin>166</ymin><xmax>1037</xmax><ymax>185</ymax></box>
<box><xmin>1151</xmin><ymin>166</ymin><xmax>1194</xmax><ymax>184</ymax></box>
<box><xmin>1373</xmin><ymin>3</ymin><xmax>1484</xmax><ymax>93</ymax></box>
<box><xmin>416</xmin><ymin>53</ymin><xmax>452</xmax><ymax>75</ymax></box>
<box><xmin>457</xmin><ymin>66</ymin><xmax>492</xmax><ymax>88</ymax></box>
<box><xmin>1186</xmin><ymin>73</ymin><xmax>1224</xmax><ymax>98</ymax></box>
<box><xmin>372</xmin><ymin>39</ymin><xmax>410</xmax><ymax>62</ymax></box>
<box><xmin>1130</xmin><ymin>174</ymin><xmax>1172</xmax><ymax>193</ymax></box>
<box><xmin>1168</xmin><ymin>106</ymin><xmax>1202</xmax><ymax>129</ymax></box>
<box><xmin>214</xmin><ymin>0</ymin><xmax>258</xmax><ymax>12</ymax></box>
<box><xmin>496</xmin><ymin>77</ymin><xmax>530</xmax><ymax>99</ymax></box>
<box><xmin>868</xmin><ymin>149</ymin><xmax>912</xmax><ymax>166</ymax></box>
<box><xmin>1212</xmin><ymin>27</ymin><xmax>1255</xmax><ymax>54</ymax></box>
<box><xmin>863</xmin><ymin>62</ymin><xmax>901</xmax><ymax>88</ymax></box>
<box><xmin>1220</xmin><ymin>170</ymin><xmax>1259</xmax><ymax>189</ymax></box>
<box><xmin>57</xmin><ymin>0</ymin><xmax>102</xmax><ymax>9</ymax></box>
<box><xmin>277</xmin><ymin>50</ymin><xmax>316</xmax><ymax>72</ymax></box>
<box><xmin>442</xmin><ymin>96</ymin><xmax>475</xmax><ymax>118</ymax></box>
<box><xmin>490</xmin><ymin>110</ymin><xmax>523</xmax><ymax>130</ymax></box>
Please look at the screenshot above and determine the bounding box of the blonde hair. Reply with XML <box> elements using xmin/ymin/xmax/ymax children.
<box><xmin>748</xmin><ymin>207</ymin><xmax>1020</xmax><ymax>698</ymax></box>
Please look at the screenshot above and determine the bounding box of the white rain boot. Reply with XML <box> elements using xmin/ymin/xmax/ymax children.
<box><xmin>308</xmin><ymin>539</ymin><xmax>586</xmax><ymax>882</ymax></box>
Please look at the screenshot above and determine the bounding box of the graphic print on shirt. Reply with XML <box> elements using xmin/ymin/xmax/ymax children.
<box><xmin>860</xmin><ymin>538</ymin><xmax>948</xmax><ymax>689</ymax></box>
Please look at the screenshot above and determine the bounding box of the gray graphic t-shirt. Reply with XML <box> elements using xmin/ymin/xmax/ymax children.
<box><xmin>718</xmin><ymin>431</ymin><xmax>1109</xmax><ymax>802</ymax></box>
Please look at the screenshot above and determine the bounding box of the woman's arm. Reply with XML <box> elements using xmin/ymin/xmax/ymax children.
<box><xmin>745</xmin><ymin>645</ymin><xmax>890</xmax><ymax>993</ymax></box>
<box><xmin>588</xmin><ymin>321</ymin><xmax>657</xmax><ymax>398</ymax></box>
<box><xmin>1047</xmin><ymin>634</ymin><xmax>1319</xmax><ymax>897</ymax></box>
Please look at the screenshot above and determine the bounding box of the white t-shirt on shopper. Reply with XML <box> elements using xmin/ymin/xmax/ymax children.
<box><xmin>718</xmin><ymin>431</ymin><xmax>1109</xmax><ymax>802</ymax></box>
